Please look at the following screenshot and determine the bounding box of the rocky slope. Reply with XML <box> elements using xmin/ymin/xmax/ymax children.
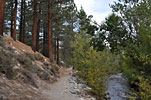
<box><xmin>0</xmin><ymin>36</ymin><xmax>59</xmax><ymax>100</ymax></box>
<box><xmin>0</xmin><ymin>36</ymin><xmax>97</xmax><ymax>100</ymax></box>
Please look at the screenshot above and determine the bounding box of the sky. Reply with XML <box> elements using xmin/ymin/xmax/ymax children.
<box><xmin>74</xmin><ymin>0</ymin><xmax>117</xmax><ymax>24</ymax></box>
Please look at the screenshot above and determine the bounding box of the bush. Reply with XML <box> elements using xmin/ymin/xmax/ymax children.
<box><xmin>17</xmin><ymin>54</ymin><xmax>33</xmax><ymax>70</ymax></box>
<box><xmin>37</xmin><ymin>70</ymin><xmax>51</xmax><ymax>81</ymax></box>
<box><xmin>119</xmin><ymin>52</ymin><xmax>151</xmax><ymax>99</ymax></box>
<box><xmin>34</xmin><ymin>54</ymin><xmax>44</xmax><ymax>62</ymax></box>
<box><xmin>130</xmin><ymin>76</ymin><xmax>151</xmax><ymax>100</ymax></box>
<box><xmin>0</xmin><ymin>48</ymin><xmax>18</xmax><ymax>79</ymax></box>
<box><xmin>25</xmin><ymin>52</ymin><xmax>44</xmax><ymax>62</ymax></box>
<box><xmin>25</xmin><ymin>52</ymin><xmax>35</xmax><ymax>61</ymax></box>
<box><xmin>71</xmin><ymin>34</ymin><xmax>106</xmax><ymax>99</ymax></box>
<box><xmin>137</xmin><ymin>77</ymin><xmax>151</xmax><ymax>100</ymax></box>
<box><xmin>0</xmin><ymin>37</ymin><xmax>6</xmax><ymax>48</ymax></box>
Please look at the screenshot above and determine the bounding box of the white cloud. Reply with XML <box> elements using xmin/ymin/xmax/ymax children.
<box><xmin>74</xmin><ymin>0</ymin><xmax>117</xmax><ymax>24</ymax></box>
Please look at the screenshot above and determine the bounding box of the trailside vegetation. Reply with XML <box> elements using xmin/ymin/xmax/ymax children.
<box><xmin>71</xmin><ymin>34</ymin><xmax>106</xmax><ymax>99</ymax></box>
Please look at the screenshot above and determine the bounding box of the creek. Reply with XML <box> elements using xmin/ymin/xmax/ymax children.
<box><xmin>106</xmin><ymin>73</ymin><xmax>131</xmax><ymax>100</ymax></box>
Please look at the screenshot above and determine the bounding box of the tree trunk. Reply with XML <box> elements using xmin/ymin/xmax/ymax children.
<box><xmin>54</xmin><ymin>38</ymin><xmax>57</xmax><ymax>61</ymax></box>
<box><xmin>57</xmin><ymin>38</ymin><xmax>60</xmax><ymax>66</ymax></box>
<box><xmin>36</xmin><ymin>5</ymin><xmax>41</xmax><ymax>51</ymax></box>
<box><xmin>10</xmin><ymin>0</ymin><xmax>14</xmax><ymax>36</ymax></box>
<box><xmin>32</xmin><ymin>0</ymin><xmax>37</xmax><ymax>52</ymax></box>
<box><xmin>19</xmin><ymin>0</ymin><xmax>23</xmax><ymax>42</ymax></box>
<box><xmin>43</xmin><ymin>22</ymin><xmax>47</xmax><ymax>56</ymax></box>
<box><xmin>0</xmin><ymin>0</ymin><xmax>6</xmax><ymax>36</ymax></box>
<box><xmin>22</xmin><ymin>0</ymin><xmax>26</xmax><ymax>43</ymax></box>
<box><xmin>12</xmin><ymin>0</ymin><xmax>18</xmax><ymax>40</ymax></box>
<box><xmin>48</xmin><ymin>0</ymin><xmax>53</xmax><ymax>62</ymax></box>
<box><xmin>36</xmin><ymin>19</ymin><xmax>40</xmax><ymax>51</ymax></box>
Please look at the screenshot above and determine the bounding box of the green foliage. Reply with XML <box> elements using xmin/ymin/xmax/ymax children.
<box><xmin>136</xmin><ymin>76</ymin><xmax>151</xmax><ymax>100</ymax></box>
<box><xmin>52</xmin><ymin>0</ymin><xmax>77</xmax><ymax>65</ymax></box>
<box><xmin>0</xmin><ymin>37</ymin><xmax>5</xmax><ymax>48</ymax></box>
<box><xmin>35</xmin><ymin>67</ymin><xmax>51</xmax><ymax>81</ymax></box>
<box><xmin>34</xmin><ymin>54</ymin><xmax>44</xmax><ymax>62</ymax></box>
<box><xmin>71</xmin><ymin>34</ymin><xmax>107</xmax><ymax>99</ymax></box>
<box><xmin>17</xmin><ymin>54</ymin><xmax>33</xmax><ymax>70</ymax></box>
<box><xmin>96</xmin><ymin>13</ymin><xmax>129</xmax><ymax>52</ymax></box>
<box><xmin>25</xmin><ymin>52</ymin><xmax>44</xmax><ymax>62</ymax></box>
<box><xmin>110</xmin><ymin>1</ymin><xmax>151</xmax><ymax>99</ymax></box>
<box><xmin>17</xmin><ymin>53</ymin><xmax>58</xmax><ymax>80</ymax></box>
<box><xmin>100</xmin><ymin>49</ymin><xmax>121</xmax><ymax>74</ymax></box>
<box><xmin>25</xmin><ymin>52</ymin><xmax>35</xmax><ymax>61</ymax></box>
<box><xmin>120</xmin><ymin>55</ymin><xmax>135</xmax><ymax>77</ymax></box>
<box><xmin>76</xmin><ymin>7</ymin><xmax>98</xmax><ymax>36</ymax></box>
<box><xmin>130</xmin><ymin>76</ymin><xmax>151</xmax><ymax>100</ymax></box>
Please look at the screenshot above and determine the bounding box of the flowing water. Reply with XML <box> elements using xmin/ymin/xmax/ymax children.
<box><xmin>107</xmin><ymin>73</ymin><xmax>130</xmax><ymax>100</ymax></box>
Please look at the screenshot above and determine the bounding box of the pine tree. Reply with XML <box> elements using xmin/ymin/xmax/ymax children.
<box><xmin>12</xmin><ymin>0</ymin><xmax>17</xmax><ymax>40</ymax></box>
<box><xmin>22</xmin><ymin>0</ymin><xmax>26</xmax><ymax>43</ymax></box>
<box><xmin>36</xmin><ymin>19</ymin><xmax>40</xmax><ymax>51</ymax></box>
<box><xmin>56</xmin><ymin>38</ymin><xmax>60</xmax><ymax>65</ymax></box>
<box><xmin>10</xmin><ymin>0</ymin><xmax>14</xmax><ymax>36</ymax></box>
<box><xmin>48</xmin><ymin>0</ymin><xmax>53</xmax><ymax>62</ymax></box>
<box><xmin>36</xmin><ymin>4</ymin><xmax>42</xmax><ymax>51</ymax></box>
<box><xmin>32</xmin><ymin>0</ymin><xmax>37</xmax><ymax>52</ymax></box>
<box><xmin>19</xmin><ymin>0</ymin><xmax>23</xmax><ymax>42</ymax></box>
<box><xmin>2</xmin><ymin>0</ymin><xmax>78</xmax><ymax>65</ymax></box>
<box><xmin>52</xmin><ymin>0</ymin><xmax>77</xmax><ymax>65</ymax></box>
<box><xmin>0</xmin><ymin>0</ymin><xmax>6</xmax><ymax>36</ymax></box>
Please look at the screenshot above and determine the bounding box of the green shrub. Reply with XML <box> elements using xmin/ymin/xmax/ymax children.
<box><xmin>0</xmin><ymin>48</ymin><xmax>18</xmax><ymax>79</ymax></box>
<box><xmin>34</xmin><ymin>54</ymin><xmax>44</xmax><ymax>62</ymax></box>
<box><xmin>25</xmin><ymin>52</ymin><xmax>44</xmax><ymax>62</ymax></box>
<box><xmin>17</xmin><ymin>54</ymin><xmax>33</xmax><ymax>70</ymax></box>
<box><xmin>120</xmin><ymin>53</ymin><xmax>151</xmax><ymax>100</ymax></box>
<box><xmin>137</xmin><ymin>77</ymin><xmax>151</xmax><ymax>100</ymax></box>
<box><xmin>130</xmin><ymin>76</ymin><xmax>151</xmax><ymax>100</ymax></box>
<box><xmin>25</xmin><ymin>52</ymin><xmax>35</xmax><ymax>61</ymax></box>
<box><xmin>0</xmin><ymin>37</ymin><xmax>6</xmax><ymax>48</ymax></box>
<box><xmin>37</xmin><ymin>70</ymin><xmax>50</xmax><ymax>80</ymax></box>
<box><xmin>71</xmin><ymin>34</ymin><xmax>106</xmax><ymax>99</ymax></box>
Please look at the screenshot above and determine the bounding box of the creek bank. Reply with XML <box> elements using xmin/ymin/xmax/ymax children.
<box><xmin>68</xmin><ymin>72</ymin><xmax>96</xmax><ymax>100</ymax></box>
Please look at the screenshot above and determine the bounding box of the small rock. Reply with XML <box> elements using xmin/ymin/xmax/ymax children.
<box><xmin>13</xmin><ymin>65</ymin><xmax>20</xmax><ymax>70</ymax></box>
<box><xmin>80</xmin><ymin>98</ymin><xmax>84</xmax><ymax>100</ymax></box>
<box><xmin>89</xmin><ymin>97</ymin><xmax>96</xmax><ymax>100</ymax></box>
<box><xmin>10</xmin><ymin>92</ymin><xmax>18</xmax><ymax>96</ymax></box>
<box><xmin>69</xmin><ymin>71</ymin><xmax>73</xmax><ymax>75</ymax></box>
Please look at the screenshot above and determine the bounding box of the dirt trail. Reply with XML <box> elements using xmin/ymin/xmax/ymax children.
<box><xmin>41</xmin><ymin>68</ymin><xmax>79</xmax><ymax>100</ymax></box>
<box><xmin>42</xmin><ymin>75</ymin><xmax>79</xmax><ymax>100</ymax></box>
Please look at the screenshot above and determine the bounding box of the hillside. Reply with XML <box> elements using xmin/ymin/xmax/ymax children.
<box><xmin>0</xmin><ymin>36</ymin><xmax>60</xmax><ymax>100</ymax></box>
